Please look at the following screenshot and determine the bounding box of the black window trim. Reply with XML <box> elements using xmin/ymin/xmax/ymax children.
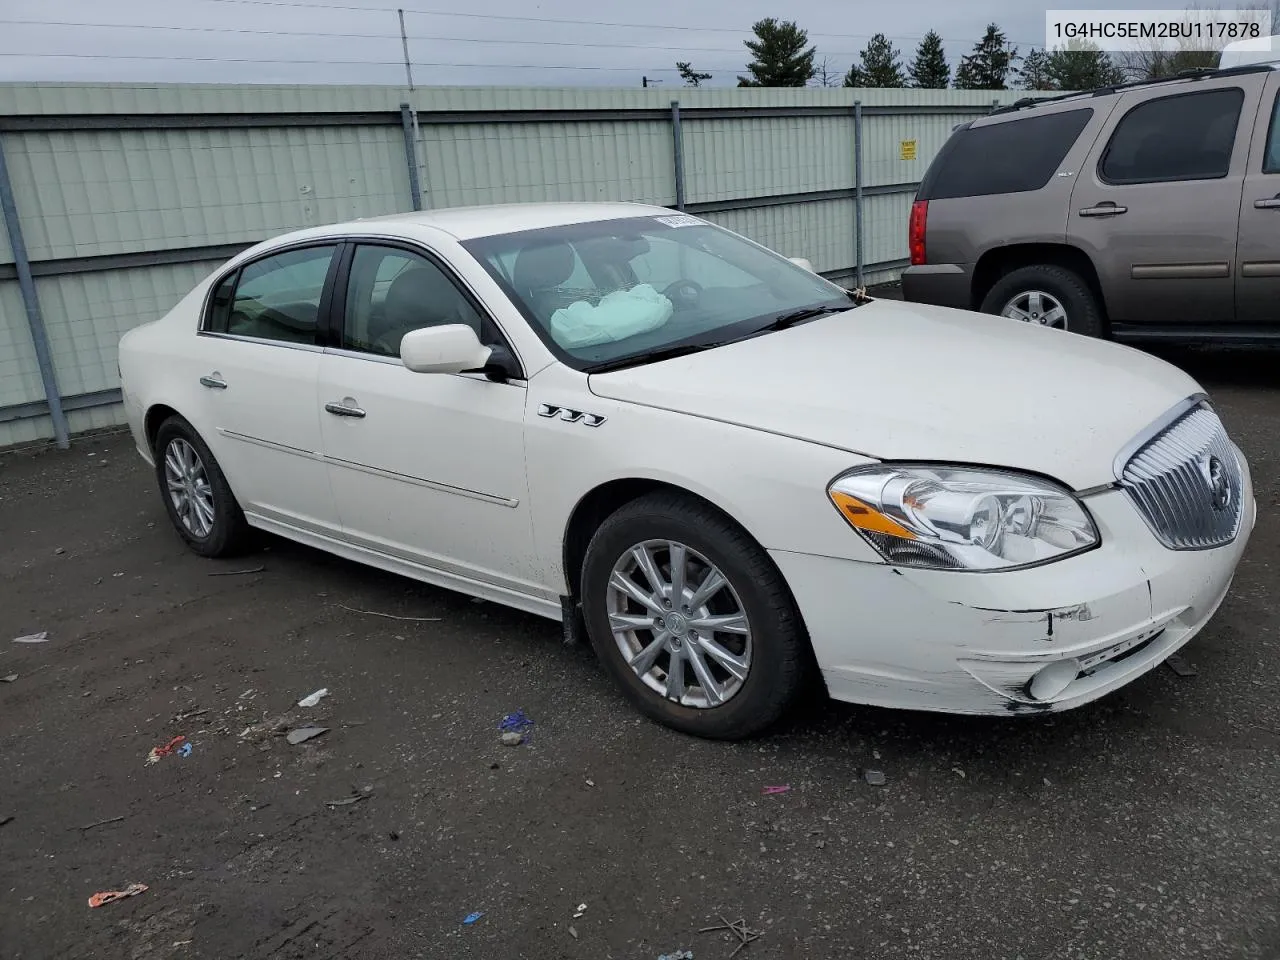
<box><xmin>197</xmin><ymin>238</ymin><xmax>344</xmax><ymax>351</ymax></box>
<box><xmin>323</xmin><ymin>235</ymin><xmax>527</xmax><ymax>380</ymax></box>
<box><xmin>1263</xmin><ymin>86</ymin><xmax>1280</xmax><ymax>176</ymax></box>
<box><xmin>1097</xmin><ymin>86</ymin><xmax>1246</xmax><ymax>187</ymax></box>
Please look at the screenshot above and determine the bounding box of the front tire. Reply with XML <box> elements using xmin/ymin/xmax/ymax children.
<box><xmin>154</xmin><ymin>415</ymin><xmax>250</xmax><ymax>558</ymax></box>
<box><xmin>580</xmin><ymin>492</ymin><xmax>809</xmax><ymax>740</ymax></box>
<box><xmin>980</xmin><ymin>264</ymin><xmax>1105</xmax><ymax>338</ymax></box>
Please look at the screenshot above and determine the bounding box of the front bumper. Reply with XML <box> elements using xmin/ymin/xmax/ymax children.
<box><xmin>771</xmin><ymin>456</ymin><xmax>1256</xmax><ymax>715</ymax></box>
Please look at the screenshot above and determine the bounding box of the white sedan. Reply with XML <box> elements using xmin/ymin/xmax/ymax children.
<box><xmin>118</xmin><ymin>202</ymin><xmax>1256</xmax><ymax>739</ymax></box>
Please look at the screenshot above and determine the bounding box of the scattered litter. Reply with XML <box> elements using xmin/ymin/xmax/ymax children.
<box><xmin>75</xmin><ymin>815</ymin><xmax>126</xmax><ymax>832</ymax></box>
<box><xmin>499</xmin><ymin>710</ymin><xmax>534</xmax><ymax>733</ymax></box>
<box><xmin>336</xmin><ymin>603</ymin><xmax>441</xmax><ymax>622</ymax></box>
<box><xmin>113</xmin><ymin>572</ymin><xmax>124</xmax><ymax>578</ymax></box>
<box><xmin>389</xmin><ymin>830</ymin><xmax>400</xmax><ymax>840</ymax></box>
<box><xmin>238</xmin><ymin>689</ymin><xmax>257</xmax><ymax>700</ymax></box>
<box><xmin>864</xmin><ymin>769</ymin><xmax>887</xmax><ymax>786</ymax></box>
<box><xmin>500</xmin><ymin>732</ymin><xmax>524</xmax><ymax>747</ymax></box>
<box><xmin>462</xmin><ymin>911</ymin><xmax>485</xmax><ymax>925</ymax></box>
<box><xmin>761</xmin><ymin>785</ymin><xmax>790</xmax><ymax>795</ymax></box>
<box><xmin>88</xmin><ymin>883</ymin><xmax>148</xmax><ymax>908</ymax></box>
<box><xmin>0</xmin><ymin>815</ymin><xmax>13</xmax><ymax>828</ymax></box>
<box><xmin>174</xmin><ymin>708</ymin><xmax>210</xmax><ymax>722</ymax></box>
<box><xmin>146</xmin><ymin>736</ymin><xmax>188</xmax><ymax>765</ymax></box>
<box><xmin>178</xmin><ymin>742</ymin><xmax>193</xmax><ymax>758</ymax></box>
<box><xmin>2</xmin><ymin>675</ymin><xmax>17</xmax><ymax>683</ymax></box>
<box><xmin>872</xmin><ymin>749</ymin><xmax>882</xmax><ymax>760</ymax></box>
<box><xmin>573</xmin><ymin>903</ymin><xmax>587</xmax><ymax>918</ymax></box>
<box><xmin>952</xmin><ymin>767</ymin><xmax>966</xmax><ymax>779</ymax></box>
<box><xmin>297</xmin><ymin>688</ymin><xmax>329</xmax><ymax>708</ymax></box>
<box><xmin>700</xmin><ymin>913</ymin><xmax>764</xmax><ymax>956</ymax></box>
<box><xmin>11</xmin><ymin>632</ymin><xmax>48</xmax><ymax>644</ymax></box>
<box><xmin>1043</xmin><ymin>777</ymin><xmax>1052</xmax><ymax>787</ymax></box>
<box><xmin>585</xmin><ymin>779</ymin><xmax>595</xmax><ymax>788</ymax></box>
<box><xmin>325</xmin><ymin>794</ymin><xmax>367</xmax><ymax>808</ymax></box>
<box><xmin>1165</xmin><ymin>653</ymin><xmax>1198</xmax><ymax>678</ymax></box>
<box><xmin>286</xmin><ymin>726</ymin><xmax>328</xmax><ymax>746</ymax></box>
<box><xmin>208</xmin><ymin>565</ymin><xmax>266</xmax><ymax>577</ymax></box>
<box><xmin>249</xmin><ymin>803</ymin><xmax>271</xmax><ymax>812</ymax></box>
<box><xmin>54</xmin><ymin>547</ymin><xmax>66</xmax><ymax>555</ymax></box>
<box><xmin>569</xmin><ymin>926</ymin><xmax>579</xmax><ymax>939</ymax></box>
<box><xmin>658</xmin><ymin>951</ymin><xmax>694</xmax><ymax>960</ymax></box>
<box><xmin>173</xmin><ymin>941</ymin><xmax>193</xmax><ymax>947</ymax></box>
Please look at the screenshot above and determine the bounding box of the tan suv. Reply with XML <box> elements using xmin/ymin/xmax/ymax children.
<box><xmin>902</xmin><ymin>56</ymin><xmax>1280</xmax><ymax>340</ymax></box>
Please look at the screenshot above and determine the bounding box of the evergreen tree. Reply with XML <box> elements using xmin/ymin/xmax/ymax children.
<box><xmin>845</xmin><ymin>33</ymin><xmax>906</xmax><ymax>87</ymax></box>
<box><xmin>1045</xmin><ymin>44</ymin><xmax>1124</xmax><ymax>90</ymax></box>
<box><xmin>908</xmin><ymin>30</ymin><xmax>950</xmax><ymax>88</ymax></box>
<box><xmin>1019</xmin><ymin>48</ymin><xmax>1054</xmax><ymax>90</ymax></box>
<box><xmin>676</xmin><ymin>61</ymin><xmax>712</xmax><ymax>87</ymax></box>
<box><xmin>737</xmin><ymin>18</ymin><xmax>817</xmax><ymax>87</ymax></box>
<box><xmin>954</xmin><ymin>23</ymin><xmax>1019</xmax><ymax>90</ymax></box>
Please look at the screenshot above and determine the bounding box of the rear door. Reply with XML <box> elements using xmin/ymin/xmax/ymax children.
<box><xmin>1236</xmin><ymin>71</ymin><xmax>1280</xmax><ymax>325</ymax></box>
<box><xmin>1069</xmin><ymin>73</ymin><xmax>1270</xmax><ymax>328</ymax></box>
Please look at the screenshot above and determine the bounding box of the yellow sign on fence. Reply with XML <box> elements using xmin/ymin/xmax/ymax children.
<box><xmin>899</xmin><ymin>139</ymin><xmax>918</xmax><ymax>161</ymax></box>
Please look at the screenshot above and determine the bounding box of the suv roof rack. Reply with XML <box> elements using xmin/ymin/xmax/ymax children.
<box><xmin>989</xmin><ymin>61</ymin><xmax>1276</xmax><ymax>116</ymax></box>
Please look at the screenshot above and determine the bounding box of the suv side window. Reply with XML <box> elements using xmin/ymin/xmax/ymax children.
<box><xmin>1264</xmin><ymin>90</ymin><xmax>1280</xmax><ymax>175</ymax></box>
<box><xmin>342</xmin><ymin>244</ymin><xmax>488</xmax><ymax>358</ymax></box>
<box><xmin>1100</xmin><ymin>88</ymin><xmax>1244</xmax><ymax>184</ymax></box>
<box><xmin>204</xmin><ymin>244</ymin><xmax>338</xmax><ymax>345</ymax></box>
<box><xmin>917</xmin><ymin>108</ymin><xmax>1094</xmax><ymax>200</ymax></box>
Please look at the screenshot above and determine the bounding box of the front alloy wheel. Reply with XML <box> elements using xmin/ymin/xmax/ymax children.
<box><xmin>607</xmin><ymin>539</ymin><xmax>753</xmax><ymax>708</ymax></box>
<box><xmin>581</xmin><ymin>491</ymin><xmax>810</xmax><ymax>739</ymax></box>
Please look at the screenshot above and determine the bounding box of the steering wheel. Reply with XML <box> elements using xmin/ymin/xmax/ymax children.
<box><xmin>662</xmin><ymin>279</ymin><xmax>703</xmax><ymax>311</ymax></box>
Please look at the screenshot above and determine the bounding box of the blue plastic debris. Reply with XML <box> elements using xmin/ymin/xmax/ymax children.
<box><xmin>178</xmin><ymin>742</ymin><xmax>193</xmax><ymax>758</ymax></box>
<box><xmin>658</xmin><ymin>952</ymin><xmax>693</xmax><ymax>960</ymax></box>
<box><xmin>498</xmin><ymin>710</ymin><xmax>534</xmax><ymax>733</ymax></box>
<box><xmin>462</xmin><ymin>911</ymin><xmax>484</xmax><ymax>925</ymax></box>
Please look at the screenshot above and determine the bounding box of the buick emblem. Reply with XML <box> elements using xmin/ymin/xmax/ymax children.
<box><xmin>1207</xmin><ymin>456</ymin><xmax>1231</xmax><ymax>511</ymax></box>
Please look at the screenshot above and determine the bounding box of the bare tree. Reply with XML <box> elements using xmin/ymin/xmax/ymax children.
<box><xmin>813</xmin><ymin>56</ymin><xmax>842</xmax><ymax>87</ymax></box>
<box><xmin>1116</xmin><ymin>2</ymin><xmax>1270</xmax><ymax>80</ymax></box>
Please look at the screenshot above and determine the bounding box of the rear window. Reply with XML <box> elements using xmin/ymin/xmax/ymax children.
<box><xmin>1100</xmin><ymin>88</ymin><xmax>1244</xmax><ymax>184</ymax></box>
<box><xmin>918</xmin><ymin>108</ymin><xmax>1094</xmax><ymax>201</ymax></box>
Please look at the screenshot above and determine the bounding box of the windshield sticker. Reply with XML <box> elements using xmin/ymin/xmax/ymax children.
<box><xmin>653</xmin><ymin>214</ymin><xmax>703</xmax><ymax>228</ymax></box>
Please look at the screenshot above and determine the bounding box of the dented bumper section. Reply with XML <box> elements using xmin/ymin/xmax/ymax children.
<box><xmin>772</xmin><ymin>464</ymin><xmax>1255</xmax><ymax>716</ymax></box>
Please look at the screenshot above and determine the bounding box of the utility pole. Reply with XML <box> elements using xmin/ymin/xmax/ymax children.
<box><xmin>398</xmin><ymin>8</ymin><xmax>414</xmax><ymax>91</ymax></box>
<box><xmin>643</xmin><ymin>76</ymin><xmax>662</xmax><ymax>87</ymax></box>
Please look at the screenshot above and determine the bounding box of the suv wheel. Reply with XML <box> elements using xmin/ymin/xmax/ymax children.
<box><xmin>980</xmin><ymin>265</ymin><xmax>1104</xmax><ymax>338</ymax></box>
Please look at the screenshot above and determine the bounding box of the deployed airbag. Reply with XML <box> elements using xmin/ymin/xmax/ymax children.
<box><xmin>550</xmin><ymin>284</ymin><xmax>673</xmax><ymax>348</ymax></box>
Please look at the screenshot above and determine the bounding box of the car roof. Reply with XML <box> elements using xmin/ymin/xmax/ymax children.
<box><xmin>280</xmin><ymin>201</ymin><xmax>675</xmax><ymax>245</ymax></box>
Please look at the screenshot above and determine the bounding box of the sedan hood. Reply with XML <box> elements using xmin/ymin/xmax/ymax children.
<box><xmin>587</xmin><ymin>299</ymin><xmax>1202</xmax><ymax>490</ymax></box>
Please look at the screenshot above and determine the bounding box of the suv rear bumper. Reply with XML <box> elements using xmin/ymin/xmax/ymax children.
<box><xmin>901</xmin><ymin>263</ymin><xmax>971</xmax><ymax>309</ymax></box>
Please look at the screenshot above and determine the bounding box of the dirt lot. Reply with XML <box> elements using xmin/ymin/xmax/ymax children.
<box><xmin>1</xmin><ymin>346</ymin><xmax>1279</xmax><ymax>960</ymax></box>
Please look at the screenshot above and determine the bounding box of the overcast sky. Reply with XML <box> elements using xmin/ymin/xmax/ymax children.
<box><xmin>0</xmin><ymin>0</ymin><xmax>1249</xmax><ymax>87</ymax></box>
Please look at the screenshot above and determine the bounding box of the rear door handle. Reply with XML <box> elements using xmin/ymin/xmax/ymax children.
<box><xmin>199</xmin><ymin>375</ymin><xmax>227</xmax><ymax>389</ymax></box>
<box><xmin>324</xmin><ymin>401</ymin><xmax>366</xmax><ymax>419</ymax></box>
<box><xmin>1254</xmin><ymin>195</ymin><xmax>1280</xmax><ymax>209</ymax></box>
<box><xmin>1079</xmin><ymin>202</ymin><xmax>1128</xmax><ymax>217</ymax></box>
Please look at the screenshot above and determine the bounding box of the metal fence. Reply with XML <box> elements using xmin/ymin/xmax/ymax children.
<box><xmin>0</xmin><ymin>83</ymin><xmax>1036</xmax><ymax>448</ymax></box>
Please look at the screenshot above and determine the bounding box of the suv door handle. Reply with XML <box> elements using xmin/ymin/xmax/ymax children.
<box><xmin>1079</xmin><ymin>202</ymin><xmax>1128</xmax><ymax>217</ymax></box>
<box><xmin>1254</xmin><ymin>194</ymin><xmax>1280</xmax><ymax>210</ymax></box>
<box><xmin>324</xmin><ymin>401</ymin><xmax>366</xmax><ymax>419</ymax></box>
<box><xmin>199</xmin><ymin>374</ymin><xmax>227</xmax><ymax>389</ymax></box>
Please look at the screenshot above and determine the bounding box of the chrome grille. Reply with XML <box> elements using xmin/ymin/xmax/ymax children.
<box><xmin>1117</xmin><ymin>402</ymin><xmax>1243</xmax><ymax>551</ymax></box>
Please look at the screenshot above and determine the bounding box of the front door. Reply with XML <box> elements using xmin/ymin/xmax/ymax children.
<box><xmin>191</xmin><ymin>242</ymin><xmax>341</xmax><ymax>535</ymax></box>
<box><xmin>1069</xmin><ymin>73</ymin><xmax>1269</xmax><ymax>327</ymax></box>
<box><xmin>1236</xmin><ymin>73</ymin><xmax>1280</xmax><ymax>325</ymax></box>
<box><xmin>317</xmin><ymin>241</ymin><xmax>547</xmax><ymax>605</ymax></box>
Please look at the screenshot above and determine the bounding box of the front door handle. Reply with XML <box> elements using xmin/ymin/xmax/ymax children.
<box><xmin>324</xmin><ymin>400</ymin><xmax>366</xmax><ymax>419</ymax></box>
<box><xmin>1254</xmin><ymin>194</ymin><xmax>1280</xmax><ymax>210</ymax></box>
<box><xmin>1079</xmin><ymin>202</ymin><xmax>1128</xmax><ymax>217</ymax></box>
<box><xmin>199</xmin><ymin>374</ymin><xmax>227</xmax><ymax>389</ymax></box>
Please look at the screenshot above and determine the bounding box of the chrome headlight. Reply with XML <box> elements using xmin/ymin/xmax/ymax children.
<box><xmin>828</xmin><ymin>465</ymin><xmax>1099</xmax><ymax>571</ymax></box>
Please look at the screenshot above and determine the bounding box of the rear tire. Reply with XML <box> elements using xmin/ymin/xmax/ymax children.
<box><xmin>580</xmin><ymin>492</ymin><xmax>809</xmax><ymax>740</ymax></box>
<box><xmin>980</xmin><ymin>264</ymin><xmax>1105</xmax><ymax>338</ymax></box>
<box><xmin>154</xmin><ymin>415</ymin><xmax>250</xmax><ymax>558</ymax></box>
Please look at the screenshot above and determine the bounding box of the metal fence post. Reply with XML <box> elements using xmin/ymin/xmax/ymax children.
<box><xmin>853</xmin><ymin>100</ymin><xmax>865</xmax><ymax>290</ymax></box>
<box><xmin>400</xmin><ymin>102</ymin><xmax>423</xmax><ymax>211</ymax></box>
<box><xmin>0</xmin><ymin>134</ymin><xmax>69</xmax><ymax>449</ymax></box>
<box><xmin>671</xmin><ymin>100</ymin><xmax>686</xmax><ymax>211</ymax></box>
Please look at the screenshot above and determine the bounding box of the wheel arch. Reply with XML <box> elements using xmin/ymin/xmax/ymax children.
<box><xmin>971</xmin><ymin>243</ymin><xmax>1108</xmax><ymax>329</ymax></box>
<box><xmin>144</xmin><ymin>403</ymin><xmax>183</xmax><ymax>456</ymax></box>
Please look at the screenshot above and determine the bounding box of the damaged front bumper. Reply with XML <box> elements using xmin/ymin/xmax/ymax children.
<box><xmin>771</xmin><ymin>460</ymin><xmax>1256</xmax><ymax>716</ymax></box>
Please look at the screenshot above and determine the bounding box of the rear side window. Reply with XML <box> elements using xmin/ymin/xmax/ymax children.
<box><xmin>1100</xmin><ymin>88</ymin><xmax>1244</xmax><ymax>184</ymax></box>
<box><xmin>203</xmin><ymin>244</ymin><xmax>338</xmax><ymax>344</ymax></box>
<box><xmin>918</xmin><ymin>108</ymin><xmax>1093</xmax><ymax>200</ymax></box>
<box><xmin>1264</xmin><ymin>90</ymin><xmax>1280</xmax><ymax>175</ymax></box>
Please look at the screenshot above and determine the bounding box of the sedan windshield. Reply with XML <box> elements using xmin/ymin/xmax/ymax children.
<box><xmin>461</xmin><ymin>214</ymin><xmax>858</xmax><ymax>371</ymax></box>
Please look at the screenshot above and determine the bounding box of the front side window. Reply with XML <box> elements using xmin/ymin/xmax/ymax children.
<box><xmin>1100</xmin><ymin>88</ymin><xmax>1244</xmax><ymax>184</ymax></box>
<box><xmin>462</xmin><ymin>215</ymin><xmax>855</xmax><ymax>371</ymax></box>
<box><xmin>341</xmin><ymin>244</ymin><xmax>486</xmax><ymax>358</ymax></box>
<box><xmin>1264</xmin><ymin>90</ymin><xmax>1280</xmax><ymax>175</ymax></box>
<box><xmin>205</xmin><ymin>244</ymin><xmax>338</xmax><ymax>344</ymax></box>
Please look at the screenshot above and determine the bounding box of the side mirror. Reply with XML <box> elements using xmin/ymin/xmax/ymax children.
<box><xmin>788</xmin><ymin>257</ymin><xmax>817</xmax><ymax>274</ymax></box>
<box><xmin>400</xmin><ymin>324</ymin><xmax>493</xmax><ymax>375</ymax></box>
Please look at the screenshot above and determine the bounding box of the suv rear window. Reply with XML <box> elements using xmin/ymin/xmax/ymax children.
<box><xmin>918</xmin><ymin>108</ymin><xmax>1093</xmax><ymax>201</ymax></box>
<box><xmin>1099</xmin><ymin>88</ymin><xmax>1244</xmax><ymax>184</ymax></box>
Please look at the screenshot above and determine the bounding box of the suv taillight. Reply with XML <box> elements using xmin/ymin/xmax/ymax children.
<box><xmin>909</xmin><ymin>200</ymin><xmax>928</xmax><ymax>266</ymax></box>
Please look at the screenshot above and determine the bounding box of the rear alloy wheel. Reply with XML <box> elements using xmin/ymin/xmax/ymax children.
<box><xmin>154</xmin><ymin>415</ymin><xmax>250</xmax><ymax>558</ymax></box>
<box><xmin>581</xmin><ymin>492</ymin><xmax>809</xmax><ymax>739</ymax></box>
<box><xmin>980</xmin><ymin>264</ymin><xmax>1105</xmax><ymax>338</ymax></box>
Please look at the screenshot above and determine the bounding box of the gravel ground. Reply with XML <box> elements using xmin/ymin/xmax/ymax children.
<box><xmin>1</xmin><ymin>346</ymin><xmax>1278</xmax><ymax>960</ymax></box>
